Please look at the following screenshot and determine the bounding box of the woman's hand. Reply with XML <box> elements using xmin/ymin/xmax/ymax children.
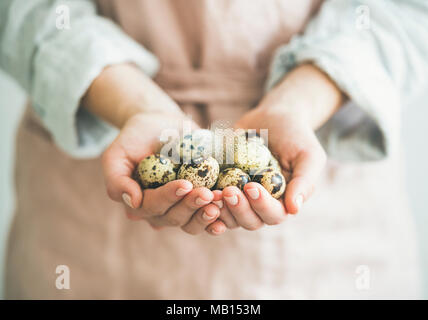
<box><xmin>102</xmin><ymin>112</ymin><xmax>226</xmax><ymax>235</ymax></box>
<box><xmin>208</xmin><ymin>64</ymin><xmax>344</xmax><ymax>231</ymax></box>
<box><xmin>239</xmin><ymin>107</ymin><xmax>326</xmax><ymax>213</ymax></box>
<box><xmin>83</xmin><ymin>64</ymin><xmax>227</xmax><ymax>235</ymax></box>
<box><xmin>209</xmin><ymin>109</ymin><xmax>326</xmax><ymax>232</ymax></box>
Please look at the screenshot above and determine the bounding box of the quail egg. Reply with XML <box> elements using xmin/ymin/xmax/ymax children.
<box><xmin>213</xmin><ymin>130</ymin><xmax>268</xmax><ymax>172</ymax></box>
<box><xmin>243</xmin><ymin>130</ymin><xmax>265</xmax><ymax>145</ymax></box>
<box><xmin>138</xmin><ymin>154</ymin><xmax>176</xmax><ymax>189</ymax></box>
<box><xmin>268</xmin><ymin>154</ymin><xmax>281</xmax><ymax>171</ymax></box>
<box><xmin>177</xmin><ymin>156</ymin><xmax>220</xmax><ymax>189</ymax></box>
<box><xmin>176</xmin><ymin>129</ymin><xmax>214</xmax><ymax>163</ymax></box>
<box><xmin>253</xmin><ymin>168</ymin><xmax>286</xmax><ymax>199</ymax></box>
<box><xmin>235</xmin><ymin>140</ymin><xmax>271</xmax><ymax>175</ymax></box>
<box><xmin>212</xmin><ymin>129</ymin><xmax>240</xmax><ymax>170</ymax></box>
<box><xmin>216</xmin><ymin>167</ymin><xmax>250</xmax><ymax>190</ymax></box>
<box><xmin>132</xmin><ymin>166</ymin><xmax>143</xmax><ymax>188</ymax></box>
<box><xmin>172</xmin><ymin>162</ymin><xmax>182</xmax><ymax>172</ymax></box>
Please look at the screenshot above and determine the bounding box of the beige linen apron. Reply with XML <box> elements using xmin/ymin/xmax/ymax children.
<box><xmin>5</xmin><ymin>0</ymin><xmax>421</xmax><ymax>299</ymax></box>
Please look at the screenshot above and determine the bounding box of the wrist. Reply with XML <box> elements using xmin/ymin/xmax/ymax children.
<box><xmin>115</xmin><ymin>101</ymin><xmax>184</xmax><ymax>129</ymax></box>
<box><xmin>83</xmin><ymin>63</ymin><xmax>183</xmax><ymax>129</ymax></box>
<box><xmin>259</xmin><ymin>63</ymin><xmax>344</xmax><ymax>130</ymax></box>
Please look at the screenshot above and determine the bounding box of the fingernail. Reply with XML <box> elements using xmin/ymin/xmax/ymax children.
<box><xmin>195</xmin><ymin>197</ymin><xmax>210</xmax><ymax>206</ymax></box>
<box><xmin>246</xmin><ymin>188</ymin><xmax>259</xmax><ymax>200</ymax></box>
<box><xmin>213</xmin><ymin>200</ymin><xmax>223</xmax><ymax>208</ymax></box>
<box><xmin>176</xmin><ymin>187</ymin><xmax>191</xmax><ymax>197</ymax></box>
<box><xmin>295</xmin><ymin>194</ymin><xmax>304</xmax><ymax>210</ymax></box>
<box><xmin>122</xmin><ymin>193</ymin><xmax>134</xmax><ymax>209</ymax></box>
<box><xmin>202</xmin><ymin>211</ymin><xmax>215</xmax><ymax>221</ymax></box>
<box><xmin>224</xmin><ymin>195</ymin><xmax>238</xmax><ymax>206</ymax></box>
<box><xmin>211</xmin><ymin>227</ymin><xmax>224</xmax><ymax>235</ymax></box>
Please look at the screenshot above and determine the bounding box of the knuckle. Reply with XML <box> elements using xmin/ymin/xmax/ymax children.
<box><xmin>244</xmin><ymin>222</ymin><xmax>263</xmax><ymax>231</ymax></box>
<box><xmin>198</xmin><ymin>211</ymin><xmax>218</xmax><ymax>224</ymax></box>
<box><xmin>181</xmin><ymin>227</ymin><xmax>199</xmax><ymax>236</ymax></box>
<box><xmin>138</xmin><ymin>209</ymin><xmax>152</xmax><ymax>219</ymax></box>
<box><xmin>197</xmin><ymin>213</ymin><xmax>209</xmax><ymax>224</ymax></box>
<box><xmin>266</xmin><ymin>216</ymin><xmax>285</xmax><ymax>226</ymax></box>
<box><xmin>146</xmin><ymin>205</ymin><xmax>164</xmax><ymax>217</ymax></box>
<box><xmin>166</xmin><ymin>216</ymin><xmax>183</xmax><ymax>227</ymax></box>
<box><xmin>186</xmin><ymin>201</ymin><xmax>200</xmax><ymax>212</ymax></box>
<box><xmin>152</xmin><ymin>208</ymin><xmax>165</xmax><ymax>216</ymax></box>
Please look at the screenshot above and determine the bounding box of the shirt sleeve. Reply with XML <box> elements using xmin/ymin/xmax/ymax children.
<box><xmin>266</xmin><ymin>0</ymin><xmax>428</xmax><ymax>161</ymax></box>
<box><xmin>0</xmin><ymin>0</ymin><xmax>159</xmax><ymax>158</ymax></box>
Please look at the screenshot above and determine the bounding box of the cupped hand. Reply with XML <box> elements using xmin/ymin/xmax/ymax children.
<box><xmin>221</xmin><ymin>106</ymin><xmax>327</xmax><ymax>230</ymax></box>
<box><xmin>211</xmin><ymin>64</ymin><xmax>343</xmax><ymax>231</ymax></box>
<box><xmin>102</xmin><ymin>112</ymin><xmax>224</xmax><ymax>235</ymax></box>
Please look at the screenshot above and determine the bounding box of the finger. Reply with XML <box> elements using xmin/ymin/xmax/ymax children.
<box><xmin>141</xmin><ymin>179</ymin><xmax>193</xmax><ymax>217</ymax></box>
<box><xmin>212</xmin><ymin>190</ymin><xmax>238</xmax><ymax>229</ymax></box>
<box><xmin>181</xmin><ymin>204</ymin><xmax>220</xmax><ymax>235</ymax></box>
<box><xmin>286</xmin><ymin>149</ymin><xmax>326</xmax><ymax>214</ymax></box>
<box><xmin>124</xmin><ymin>207</ymin><xmax>165</xmax><ymax>229</ymax></box>
<box><xmin>108</xmin><ymin>173</ymin><xmax>143</xmax><ymax>210</ymax></box>
<box><xmin>142</xmin><ymin>216</ymin><xmax>167</xmax><ymax>230</ymax></box>
<box><xmin>206</xmin><ymin>220</ymin><xmax>227</xmax><ymax>236</ymax></box>
<box><xmin>212</xmin><ymin>190</ymin><xmax>224</xmax><ymax>210</ymax></box>
<box><xmin>145</xmin><ymin>218</ymin><xmax>165</xmax><ymax>230</ymax></box>
<box><xmin>243</xmin><ymin>182</ymin><xmax>287</xmax><ymax>225</ymax></box>
<box><xmin>125</xmin><ymin>207</ymin><xmax>144</xmax><ymax>221</ymax></box>
<box><xmin>222</xmin><ymin>186</ymin><xmax>264</xmax><ymax>231</ymax></box>
<box><xmin>148</xmin><ymin>224</ymin><xmax>164</xmax><ymax>231</ymax></box>
<box><xmin>125</xmin><ymin>179</ymin><xmax>193</xmax><ymax>219</ymax></box>
<box><xmin>284</xmin><ymin>176</ymin><xmax>314</xmax><ymax>214</ymax></box>
<box><xmin>151</xmin><ymin>187</ymin><xmax>214</xmax><ymax>227</ymax></box>
<box><xmin>102</xmin><ymin>147</ymin><xmax>143</xmax><ymax>209</ymax></box>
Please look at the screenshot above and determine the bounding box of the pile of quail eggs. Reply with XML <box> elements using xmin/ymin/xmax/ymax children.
<box><xmin>135</xmin><ymin>129</ymin><xmax>286</xmax><ymax>199</ymax></box>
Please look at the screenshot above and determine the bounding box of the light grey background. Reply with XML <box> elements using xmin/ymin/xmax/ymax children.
<box><xmin>0</xmin><ymin>70</ymin><xmax>427</xmax><ymax>299</ymax></box>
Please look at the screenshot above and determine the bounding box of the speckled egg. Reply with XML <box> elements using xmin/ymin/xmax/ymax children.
<box><xmin>213</xmin><ymin>130</ymin><xmax>269</xmax><ymax>172</ymax></box>
<box><xmin>132</xmin><ymin>166</ymin><xmax>143</xmax><ymax>188</ymax></box>
<box><xmin>176</xmin><ymin>129</ymin><xmax>214</xmax><ymax>163</ymax></box>
<box><xmin>172</xmin><ymin>162</ymin><xmax>182</xmax><ymax>172</ymax></box>
<box><xmin>268</xmin><ymin>154</ymin><xmax>281</xmax><ymax>171</ymax></box>
<box><xmin>253</xmin><ymin>168</ymin><xmax>286</xmax><ymax>199</ymax></box>
<box><xmin>212</xmin><ymin>129</ymin><xmax>240</xmax><ymax>170</ymax></box>
<box><xmin>216</xmin><ymin>167</ymin><xmax>250</xmax><ymax>190</ymax></box>
<box><xmin>138</xmin><ymin>154</ymin><xmax>176</xmax><ymax>189</ymax></box>
<box><xmin>243</xmin><ymin>130</ymin><xmax>265</xmax><ymax>145</ymax></box>
<box><xmin>158</xmin><ymin>137</ymin><xmax>181</xmax><ymax>170</ymax></box>
<box><xmin>177</xmin><ymin>156</ymin><xmax>220</xmax><ymax>189</ymax></box>
<box><xmin>235</xmin><ymin>140</ymin><xmax>271</xmax><ymax>175</ymax></box>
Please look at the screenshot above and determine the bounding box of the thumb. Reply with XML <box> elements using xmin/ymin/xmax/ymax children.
<box><xmin>101</xmin><ymin>146</ymin><xmax>143</xmax><ymax>209</ymax></box>
<box><xmin>284</xmin><ymin>148</ymin><xmax>326</xmax><ymax>214</ymax></box>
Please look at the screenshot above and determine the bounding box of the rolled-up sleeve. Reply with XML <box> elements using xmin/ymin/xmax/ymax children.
<box><xmin>267</xmin><ymin>0</ymin><xmax>428</xmax><ymax>161</ymax></box>
<box><xmin>0</xmin><ymin>0</ymin><xmax>159</xmax><ymax>158</ymax></box>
